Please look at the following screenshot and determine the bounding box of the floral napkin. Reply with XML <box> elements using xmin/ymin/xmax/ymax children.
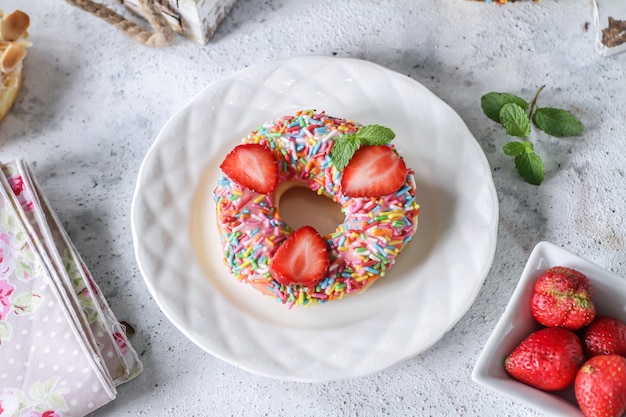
<box><xmin>0</xmin><ymin>160</ymin><xmax>142</xmax><ymax>417</ymax></box>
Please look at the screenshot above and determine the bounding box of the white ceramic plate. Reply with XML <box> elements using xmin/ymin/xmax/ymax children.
<box><xmin>131</xmin><ymin>56</ymin><xmax>499</xmax><ymax>382</ymax></box>
<box><xmin>472</xmin><ymin>241</ymin><xmax>626</xmax><ymax>416</ymax></box>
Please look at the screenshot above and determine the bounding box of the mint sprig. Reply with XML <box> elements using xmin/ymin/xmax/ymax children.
<box><xmin>481</xmin><ymin>85</ymin><xmax>584</xmax><ymax>186</ymax></box>
<box><xmin>330</xmin><ymin>124</ymin><xmax>395</xmax><ymax>170</ymax></box>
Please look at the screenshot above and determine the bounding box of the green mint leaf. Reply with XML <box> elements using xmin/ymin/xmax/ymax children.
<box><xmin>330</xmin><ymin>135</ymin><xmax>361</xmax><ymax>170</ymax></box>
<box><xmin>331</xmin><ymin>124</ymin><xmax>396</xmax><ymax>169</ymax></box>
<box><xmin>481</xmin><ymin>92</ymin><xmax>529</xmax><ymax>123</ymax></box>
<box><xmin>502</xmin><ymin>141</ymin><xmax>525</xmax><ymax>156</ymax></box>
<box><xmin>523</xmin><ymin>140</ymin><xmax>535</xmax><ymax>152</ymax></box>
<box><xmin>514</xmin><ymin>147</ymin><xmax>544</xmax><ymax>185</ymax></box>
<box><xmin>356</xmin><ymin>124</ymin><xmax>395</xmax><ymax>145</ymax></box>
<box><xmin>500</xmin><ymin>103</ymin><xmax>531</xmax><ymax>138</ymax></box>
<box><xmin>532</xmin><ymin>107</ymin><xmax>584</xmax><ymax>137</ymax></box>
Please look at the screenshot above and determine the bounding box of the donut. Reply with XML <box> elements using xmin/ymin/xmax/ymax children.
<box><xmin>214</xmin><ymin>110</ymin><xmax>420</xmax><ymax>307</ymax></box>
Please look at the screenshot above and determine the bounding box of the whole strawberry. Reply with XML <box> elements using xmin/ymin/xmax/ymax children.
<box><xmin>575</xmin><ymin>355</ymin><xmax>626</xmax><ymax>417</ymax></box>
<box><xmin>505</xmin><ymin>327</ymin><xmax>585</xmax><ymax>391</ymax></box>
<box><xmin>530</xmin><ymin>266</ymin><xmax>596</xmax><ymax>329</ymax></box>
<box><xmin>582</xmin><ymin>315</ymin><xmax>626</xmax><ymax>358</ymax></box>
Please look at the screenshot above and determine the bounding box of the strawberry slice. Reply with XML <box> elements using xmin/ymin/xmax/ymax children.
<box><xmin>270</xmin><ymin>225</ymin><xmax>329</xmax><ymax>287</ymax></box>
<box><xmin>220</xmin><ymin>143</ymin><xmax>278</xmax><ymax>194</ymax></box>
<box><xmin>340</xmin><ymin>145</ymin><xmax>407</xmax><ymax>197</ymax></box>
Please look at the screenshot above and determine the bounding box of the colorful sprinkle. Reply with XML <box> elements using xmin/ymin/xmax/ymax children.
<box><xmin>213</xmin><ymin>110</ymin><xmax>420</xmax><ymax>307</ymax></box>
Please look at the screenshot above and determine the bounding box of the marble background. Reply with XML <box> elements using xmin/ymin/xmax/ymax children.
<box><xmin>1</xmin><ymin>0</ymin><xmax>625</xmax><ymax>416</ymax></box>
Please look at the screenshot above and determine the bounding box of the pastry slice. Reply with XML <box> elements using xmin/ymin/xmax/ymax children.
<box><xmin>0</xmin><ymin>9</ymin><xmax>30</xmax><ymax>123</ymax></box>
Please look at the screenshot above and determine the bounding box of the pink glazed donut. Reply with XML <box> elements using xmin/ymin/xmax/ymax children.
<box><xmin>214</xmin><ymin>110</ymin><xmax>420</xmax><ymax>307</ymax></box>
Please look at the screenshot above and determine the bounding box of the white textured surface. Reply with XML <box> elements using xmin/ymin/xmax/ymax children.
<box><xmin>0</xmin><ymin>0</ymin><xmax>624</xmax><ymax>416</ymax></box>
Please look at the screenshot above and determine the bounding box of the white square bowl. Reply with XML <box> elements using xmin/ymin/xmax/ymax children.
<box><xmin>472</xmin><ymin>241</ymin><xmax>626</xmax><ymax>416</ymax></box>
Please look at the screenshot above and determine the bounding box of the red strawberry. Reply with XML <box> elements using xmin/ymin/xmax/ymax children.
<box><xmin>220</xmin><ymin>143</ymin><xmax>278</xmax><ymax>194</ymax></box>
<box><xmin>340</xmin><ymin>145</ymin><xmax>407</xmax><ymax>197</ymax></box>
<box><xmin>575</xmin><ymin>355</ymin><xmax>626</xmax><ymax>417</ymax></box>
<box><xmin>269</xmin><ymin>225</ymin><xmax>329</xmax><ymax>287</ymax></box>
<box><xmin>582</xmin><ymin>315</ymin><xmax>626</xmax><ymax>358</ymax></box>
<box><xmin>504</xmin><ymin>327</ymin><xmax>585</xmax><ymax>391</ymax></box>
<box><xmin>530</xmin><ymin>266</ymin><xmax>596</xmax><ymax>329</ymax></box>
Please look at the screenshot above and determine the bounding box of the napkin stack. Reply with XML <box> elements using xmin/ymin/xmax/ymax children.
<box><xmin>0</xmin><ymin>160</ymin><xmax>142</xmax><ymax>416</ymax></box>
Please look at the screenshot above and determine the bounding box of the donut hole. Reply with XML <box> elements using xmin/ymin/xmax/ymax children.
<box><xmin>276</xmin><ymin>183</ymin><xmax>344</xmax><ymax>237</ymax></box>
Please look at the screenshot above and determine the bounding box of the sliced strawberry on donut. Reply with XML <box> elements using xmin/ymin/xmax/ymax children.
<box><xmin>270</xmin><ymin>226</ymin><xmax>329</xmax><ymax>287</ymax></box>
<box><xmin>341</xmin><ymin>145</ymin><xmax>407</xmax><ymax>197</ymax></box>
<box><xmin>220</xmin><ymin>143</ymin><xmax>278</xmax><ymax>194</ymax></box>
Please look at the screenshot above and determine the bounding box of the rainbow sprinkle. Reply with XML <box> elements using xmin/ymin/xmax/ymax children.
<box><xmin>213</xmin><ymin>110</ymin><xmax>420</xmax><ymax>308</ymax></box>
<box><xmin>476</xmin><ymin>0</ymin><xmax>540</xmax><ymax>3</ymax></box>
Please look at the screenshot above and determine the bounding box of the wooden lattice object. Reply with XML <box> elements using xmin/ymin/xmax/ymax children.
<box><xmin>122</xmin><ymin>0</ymin><xmax>237</xmax><ymax>44</ymax></box>
<box><xmin>66</xmin><ymin>0</ymin><xmax>237</xmax><ymax>46</ymax></box>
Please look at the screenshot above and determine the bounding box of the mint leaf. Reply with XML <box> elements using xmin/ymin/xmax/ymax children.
<box><xmin>532</xmin><ymin>107</ymin><xmax>584</xmax><ymax>137</ymax></box>
<box><xmin>330</xmin><ymin>135</ymin><xmax>360</xmax><ymax>170</ymax></box>
<box><xmin>514</xmin><ymin>147</ymin><xmax>544</xmax><ymax>185</ymax></box>
<box><xmin>503</xmin><ymin>141</ymin><xmax>525</xmax><ymax>156</ymax></box>
<box><xmin>356</xmin><ymin>125</ymin><xmax>395</xmax><ymax>145</ymax></box>
<box><xmin>482</xmin><ymin>86</ymin><xmax>584</xmax><ymax>186</ymax></box>
<box><xmin>481</xmin><ymin>92</ymin><xmax>529</xmax><ymax>123</ymax></box>
<box><xmin>500</xmin><ymin>103</ymin><xmax>531</xmax><ymax>138</ymax></box>
<box><xmin>331</xmin><ymin>124</ymin><xmax>396</xmax><ymax>169</ymax></box>
<box><xmin>522</xmin><ymin>140</ymin><xmax>534</xmax><ymax>151</ymax></box>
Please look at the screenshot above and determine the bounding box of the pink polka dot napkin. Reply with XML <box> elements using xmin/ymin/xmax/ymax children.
<box><xmin>0</xmin><ymin>160</ymin><xmax>143</xmax><ymax>417</ymax></box>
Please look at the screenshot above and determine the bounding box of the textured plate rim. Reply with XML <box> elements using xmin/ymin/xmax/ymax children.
<box><xmin>131</xmin><ymin>56</ymin><xmax>499</xmax><ymax>382</ymax></box>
